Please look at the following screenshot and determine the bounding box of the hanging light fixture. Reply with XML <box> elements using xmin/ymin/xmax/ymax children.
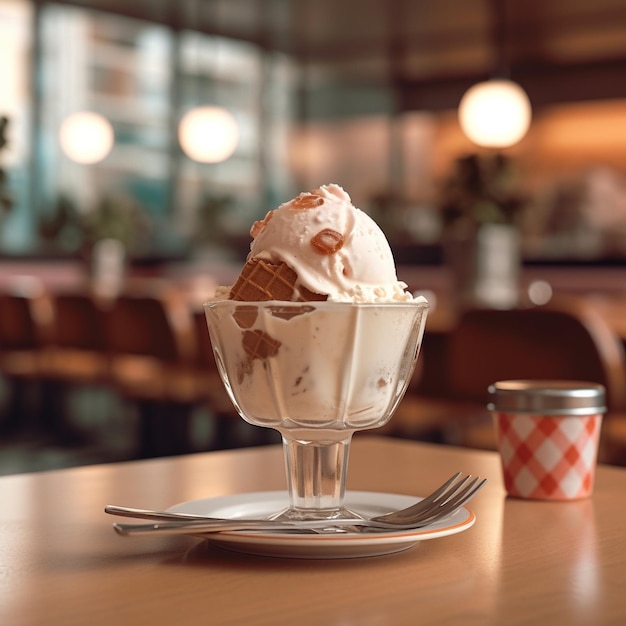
<box><xmin>177</xmin><ymin>0</ymin><xmax>240</xmax><ymax>166</ymax></box>
<box><xmin>59</xmin><ymin>111</ymin><xmax>114</xmax><ymax>164</ymax></box>
<box><xmin>458</xmin><ymin>0</ymin><xmax>532</xmax><ymax>149</ymax></box>
<box><xmin>178</xmin><ymin>105</ymin><xmax>239</xmax><ymax>163</ymax></box>
<box><xmin>458</xmin><ymin>79</ymin><xmax>531</xmax><ymax>148</ymax></box>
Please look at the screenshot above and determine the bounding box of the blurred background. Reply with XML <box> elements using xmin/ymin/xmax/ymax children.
<box><xmin>2</xmin><ymin>0</ymin><xmax>626</xmax><ymax>472</ymax></box>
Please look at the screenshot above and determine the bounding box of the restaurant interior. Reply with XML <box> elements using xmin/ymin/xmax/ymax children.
<box><xmin>2</xmin><ymin>0</ymin><xmax>626</xmax><ymax>474</ymax></box>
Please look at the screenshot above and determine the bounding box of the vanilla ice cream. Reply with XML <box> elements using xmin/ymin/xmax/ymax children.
<box><xmin>223</xmin><ymin>183</ymin><xmax>414</xmax><ymax>303</ymax></box>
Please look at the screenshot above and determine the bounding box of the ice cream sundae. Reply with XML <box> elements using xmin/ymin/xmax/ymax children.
<box><xmin>204</xmin><ymin>184</ymin><xmax>428</xmax><ymax>516</ymax></box>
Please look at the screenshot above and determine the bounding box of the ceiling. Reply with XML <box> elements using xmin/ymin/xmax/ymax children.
<box><xmin>47</xmin><ymin>0</ymin><xmax>626</xmax><ymax>112</ymax></box>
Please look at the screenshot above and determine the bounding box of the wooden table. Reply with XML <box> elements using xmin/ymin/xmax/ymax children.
<box><xmin>1</xmin><ymin>437</ymin><xmax>624</xmax><ymax>625</ymax></box>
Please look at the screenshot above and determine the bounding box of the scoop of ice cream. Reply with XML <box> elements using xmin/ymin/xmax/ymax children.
<box><xmin>232</xmin><ymin>184</ymin><xmax>412</xmax><ymax>303</ymax></box>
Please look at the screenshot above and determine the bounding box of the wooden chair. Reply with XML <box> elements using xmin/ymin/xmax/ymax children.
<box><xmin>0</xmin><ymin>287</ymin><xmax>49</xmax><ymax>372</ymax></box>
<box><xmin>26</xmin><ymin>290</ymin><xmax>115</xmax><ymax>444</ymax></box>
<box><xmin>444</xmin><ymin>298</ymin><xmax>626</xmax><ymax>455</ymax></box>
<box><xmin>389</xmin><ymin>298</ymin><xmax>626</xmax><ymax>462</ymax></box>
<box><xmin>0</xmin><ymin>281</ymin><xmax>52</xmax><ymax>435</ymax></box>
<box><xmin>44</xmin><ymin>291</ymin><xmax>110</xmax><ymax>384</ymax></box>
<box><xmin>102</xmin><ymin>289</ymin><xmax>197</xmax><ymax>457</ymax></box>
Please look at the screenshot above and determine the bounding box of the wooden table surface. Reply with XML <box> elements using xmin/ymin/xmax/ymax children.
<box><xmin>1</xmin><ymin>436</ymin><xmax>624</xmax><ymax>626</ymax></box>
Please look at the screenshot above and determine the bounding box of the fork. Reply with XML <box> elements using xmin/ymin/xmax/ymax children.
<box><xmin>108</xmin><ymin>473</ymin><xmax>486</xmax><ymax>536</ymax></box>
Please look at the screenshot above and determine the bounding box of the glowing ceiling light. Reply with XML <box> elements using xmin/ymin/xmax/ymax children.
<box><xmin>59</xmin><ymin>112</ymin><xmax>114</xmax><ymax>164</ymax></box>
<box><xmin>458</xmin><ymin>79</ymin><xmax>532</xmax><ymax>148</ymax></box>
<box><xmin>178</xmin><ymin>106</ymin><xmax>239</xmax><ymax>163</ymax></box>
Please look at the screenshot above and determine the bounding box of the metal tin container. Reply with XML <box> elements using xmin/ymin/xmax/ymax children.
<box><xmin>487</xmin><ymin>380</ymin><xmax>606</xmax><ymax>415</ymax></box>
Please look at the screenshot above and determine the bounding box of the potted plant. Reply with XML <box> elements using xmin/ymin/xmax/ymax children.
<box><xmin>80</xmin><ymin>193</ymin><xmax>152</xmax><ymax>295</ymax></box>
<box><xmin>440</xmin><ymin>152</ymin><xmax>526</xmax><ymax>309</ymax></box>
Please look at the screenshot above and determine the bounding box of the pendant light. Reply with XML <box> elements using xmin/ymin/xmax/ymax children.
<box><xmin>178</xmin><ymin>104</ymin><xmax>239</xmax><ymax>163</ymax></box>
<box><xmin>458</xmin><ymin>79</ymin><xmax>531</xmax><ymax>148</ymax></box>
<box><xmin>458</xmin><ymin>0</ymin><xmax>531</xmax><ymax>149</ymax></box>
<box><xmin>177</xmin><ymin>1</ymin><xmax>239</xmax><ymax>164</ymax></box>
<box><xmin>59</xmin><ymin>111</ymin><xmax>114</xmax><ymax>164</ymax></box>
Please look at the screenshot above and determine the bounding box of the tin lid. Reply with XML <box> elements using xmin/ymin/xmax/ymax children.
<box><xmin>487</xmin><ymin>380</ymin><xmax>606</xmax><ymax>415</ymax></box>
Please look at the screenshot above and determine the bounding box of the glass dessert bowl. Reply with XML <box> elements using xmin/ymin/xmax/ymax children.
<box><xmin>204</xmin><ymin>299</ymin><xmax>429</xmax><ymax>521</ymax></box>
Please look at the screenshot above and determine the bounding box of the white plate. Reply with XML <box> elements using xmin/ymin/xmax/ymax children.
<box><xmin>168</xmin><ymin>491</ymin><xmax>476</xmax><ymax>559</ymax></box>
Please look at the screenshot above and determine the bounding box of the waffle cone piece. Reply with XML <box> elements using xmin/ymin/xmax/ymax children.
<box><xmin>229</xmin><ymin>258</ymin><xmax>327</xmax><ymax>302</ymax></box>
<box><xmin>229</xmin><ymin>259</ymin><xmax>326</xmax><ymax>374</ymax></box>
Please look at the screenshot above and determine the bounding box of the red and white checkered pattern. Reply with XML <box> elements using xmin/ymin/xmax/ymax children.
<box><xmin>494</xmin><ymin>412</ymin><xmax>602</xmax><ymax>500</ymax></box>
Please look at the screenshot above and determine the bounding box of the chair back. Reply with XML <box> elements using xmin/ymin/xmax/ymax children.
<box><xmin>49</xmin><ymin>292</ymin><xmax>107</xmax><ymax>351</ymax></box>
<box><xmin>0</xmin><ymin>294</ymin><xmax>38</xmax><ymax>351</ymax></box>
<box><xmin>448</xmin><ymin>300</ymin><xmax>626</xmax><ymax>412</ymax></box>
<box><xmin>0</xmin><ymin>284</ymin><xmax>51</xmax><ymax>351</ymax></box>
<box><xmin>103</xmin><ymin>293</ymin><xmax>182</xmax><ymax>362</ymax></box>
